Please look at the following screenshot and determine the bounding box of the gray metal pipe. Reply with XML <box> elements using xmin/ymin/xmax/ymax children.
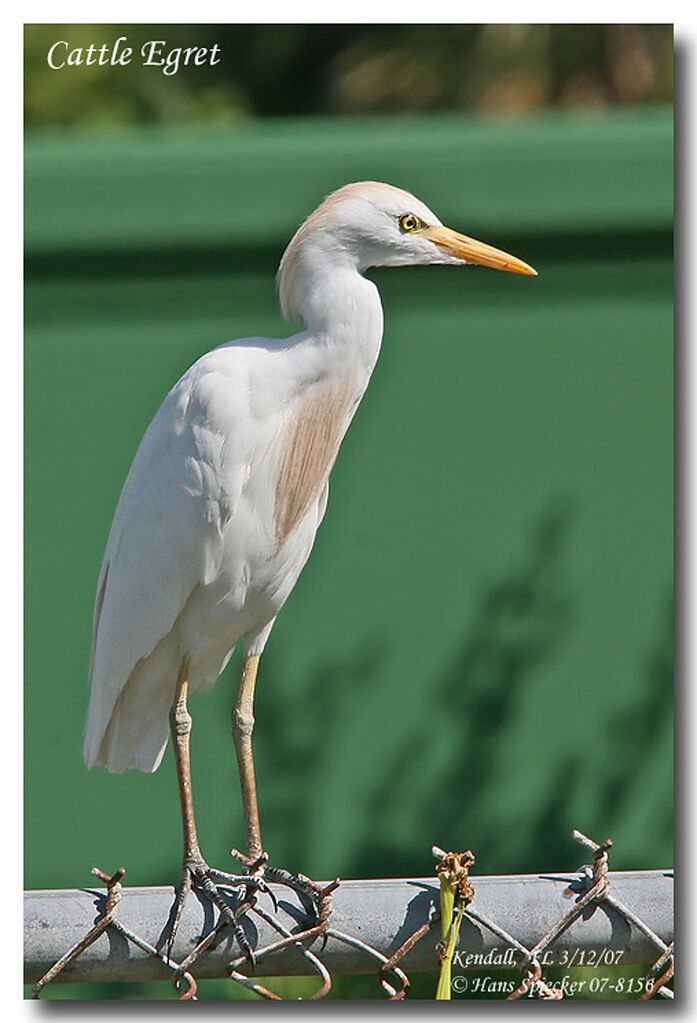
<box><xmin>24</xmin><ymin>870</ymin><xmax>673</xmax><ymax>986</ymax></box>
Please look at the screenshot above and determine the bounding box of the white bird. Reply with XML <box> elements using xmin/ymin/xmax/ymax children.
<box><xmin>83</xmin><ymin>181</ymin><xmax>536</xmax><ymax>944</ymax></box>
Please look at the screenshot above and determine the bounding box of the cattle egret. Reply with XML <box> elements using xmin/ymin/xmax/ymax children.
<box><xmin>83</xmin><ymin>181</ymin><xmax>536</xmax><ymax>946</ymax></box>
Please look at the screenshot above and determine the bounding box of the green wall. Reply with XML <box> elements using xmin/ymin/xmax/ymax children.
<box><xmin>25</xmin><ymin>109</ymin><xmax>672</xmax><ymax>914</ymax></box>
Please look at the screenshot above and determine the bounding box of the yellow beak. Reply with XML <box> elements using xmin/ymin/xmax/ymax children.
<box><xmin>423</xmin><ymin>225</ymin><xmax>537</xmax><ymax>276</ymax></box>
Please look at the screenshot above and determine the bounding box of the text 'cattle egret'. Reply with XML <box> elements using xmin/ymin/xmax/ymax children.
<box><xmin>84</xmin><ymin>181</ymin><xmax>536</xmax><ymax>949</ymax></box>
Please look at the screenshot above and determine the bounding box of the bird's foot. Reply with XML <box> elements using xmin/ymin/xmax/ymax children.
<box><xmin>166</xmin><ymin>851</ymin><xmax>273</xmax><ymax>964</ymax></box>
<box><xmin>231</xmin><ymin>848</ymin><xmax>340</xmax><ymax>932</ymax></box>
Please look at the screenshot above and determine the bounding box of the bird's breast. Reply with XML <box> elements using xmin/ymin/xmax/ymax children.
<box><xmin>274</xmin><ymin>374</ymin><xmax>361</xmax><ymax>546</ymax></box>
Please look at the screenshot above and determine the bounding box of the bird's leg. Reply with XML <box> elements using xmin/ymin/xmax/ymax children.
<box><xmin>232</xmin><ymin>653</ymin><xmax>264</xmax><ymax>862</ymax></box>
<box><xmin>231</xmin><ymin>653</ymin><xmax>336</xmax><ymax>918</ymax></box>
<box><xmin>171</xmin><ymin>659</ymin><xmax>201</xmax><ymax>865</ymax></box>
<box><xmin>165</xmin><ymin>658</ymin><xmax>270</xmax><ymax>960</ymax></box>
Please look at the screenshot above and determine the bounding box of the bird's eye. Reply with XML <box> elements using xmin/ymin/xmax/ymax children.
<box><xmin>399</xmin><ymin>213</ymin><xmax>421</xmax><ymax>233</ymax></box>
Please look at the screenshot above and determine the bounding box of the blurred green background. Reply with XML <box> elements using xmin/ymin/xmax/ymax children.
<box><xmin>25</xmin><ymin>24</ymin><xmax>673</xmax><ymax>999</ymax></box>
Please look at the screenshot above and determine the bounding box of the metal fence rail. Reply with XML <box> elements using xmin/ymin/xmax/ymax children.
<box><xmin>25</xmin><ymin>864</ymin><xmax>673</xmax><ymax>995</ymax></box>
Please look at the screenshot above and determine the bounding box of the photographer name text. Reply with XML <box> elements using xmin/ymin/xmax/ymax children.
<box><xmin>47</xmin><ymin>37</ymin><xmax>221</xmax><ymax>76</ymax></box>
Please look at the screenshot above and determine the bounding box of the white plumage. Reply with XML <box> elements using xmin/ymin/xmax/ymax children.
<box><xmin>84</xmin><ymin>180</ymin><xmax>535</xmax><ymax>788</ymax></box>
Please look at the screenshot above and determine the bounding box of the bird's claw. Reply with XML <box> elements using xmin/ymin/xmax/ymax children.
<box><xmin>254</xmin><ymin>876</ymin><xmax>278</xmax><ymax>913</ymax></box>
<box><xmin>212</xmin><ymin>869</ymin><xmax>278</xmax><ymax>912</ymax></box>
<box><xmin>165</xmin><ymin>853</ymin><xmax>272</xmax><ymax>966</ymax></box>
<box><xmin>231</xmin><ymin>848</ymin><xmax>337</xmax><ymax>928</ymax></box>
<box><xmin>228</xmin><ymin>848</ymin><xmax>278</xmax><ymax>910</ymax></box>
<box><xmin>166</xmin><ymin>849</ymin><xmax>336</xmax><ymax>972</ymax></box>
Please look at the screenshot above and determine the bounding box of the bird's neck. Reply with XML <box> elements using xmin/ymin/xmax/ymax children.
<box><xmin>297</xmin><ymin>263</ymin><xmax>384</xmax><ymax>374</ymax></box>
<box><xmin>279</xmin><ymin>235</ymin><xmax>384</xmax><ymax>374</ymax></box>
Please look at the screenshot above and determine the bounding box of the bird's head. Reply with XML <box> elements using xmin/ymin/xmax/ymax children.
<box><xmin>278</xmin><ymin>181</ymin><xmax>536</xmax><ymax>321</ymax></box>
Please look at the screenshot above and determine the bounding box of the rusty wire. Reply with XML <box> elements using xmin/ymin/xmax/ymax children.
<box><xmin>31</xmin><ymin>867</ymin><xmax>198</xmax><ymax>1000</ymax></box>
<box><xmin>469</xmin><ymin>829</ymin><xmax>672</xmax><ymax>1001</ymax></box>
<box><xmin>30</xmin><ymin>828</ymin><xmax>673</xmax><ymax>1001</ymax></box>
<box><xmin>639</xmin><ymin>942</ymin><xmax>674</xmax><ymax>999</ymax></box>
<box><xmin>377</xmin><ymin>829</ymin><xmax>673</xmax><ymax>1002</ymax></box>
<box><xmin>486</xmin><ymin>830</ymin><xmax>673</xmax><ymax>1000</ymax></box>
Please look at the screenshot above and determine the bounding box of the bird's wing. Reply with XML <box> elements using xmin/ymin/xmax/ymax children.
<box><xmin>83</xmin><ymin>348</ymin><xmax>271</xmax><ymax>769</ymax></box>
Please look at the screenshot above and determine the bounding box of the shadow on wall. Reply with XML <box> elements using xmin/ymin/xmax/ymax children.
<box><xmin>592</xmin><ymin>595</ymin><xmax>674</xmax><ymax>860</ymax></box>
<box><xmin>524</xmin><ymin>591</ymin><xmax>674</xmax><ymax>873</ymax></box>
<box><xmin>358</xmin><ymin>499</ymin><xmax>577</xmax><ymax>877</ymax></box>
<box><xmin>255</xmin><ymin>500</ymin><xmax>672</xmax><ymax>879</ymax></box>
<box><xmin>254</xmin><ymin>638</ymin><xmax>383</xmax><ymax>872</ymax></box>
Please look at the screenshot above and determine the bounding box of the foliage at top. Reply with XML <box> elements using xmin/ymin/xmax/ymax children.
<box><xmin>24</xmin><ymin>24</ymin><xmax>673</xmax><ymax>129</ymax></box>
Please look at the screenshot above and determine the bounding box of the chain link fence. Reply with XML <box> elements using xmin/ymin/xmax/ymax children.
<box><xmin>25</xmin><ymin>829</ymin><xmax>673</xmax><ymax>1000</ymax></box>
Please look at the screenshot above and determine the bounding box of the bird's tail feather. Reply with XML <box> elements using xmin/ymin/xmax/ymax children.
<box><xmin>83</xmin><ymin>632</ymin><xmax>179</xmax><ymax>773</ymax></box>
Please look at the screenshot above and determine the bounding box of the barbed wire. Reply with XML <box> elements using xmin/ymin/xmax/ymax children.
<box><xmin>29</xmin><ymin>828</ymin><xmax>673</xmax><ymax>1000</ymax></box>
<box><xmin>31</xmin><ymin>867</ymin><xmax>198</xmax><ymax>999</ymax></box>
<box><xmin>467</xmin><ymin>830</ymin><xmax>674</xmax><ymax>1000</ymax></box>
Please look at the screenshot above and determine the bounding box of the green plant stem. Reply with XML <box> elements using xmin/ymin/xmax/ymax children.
<box><xmin>435</xmin><ymin>875</ymin><xmax>465</xmax><ymax>999</ymax></box>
